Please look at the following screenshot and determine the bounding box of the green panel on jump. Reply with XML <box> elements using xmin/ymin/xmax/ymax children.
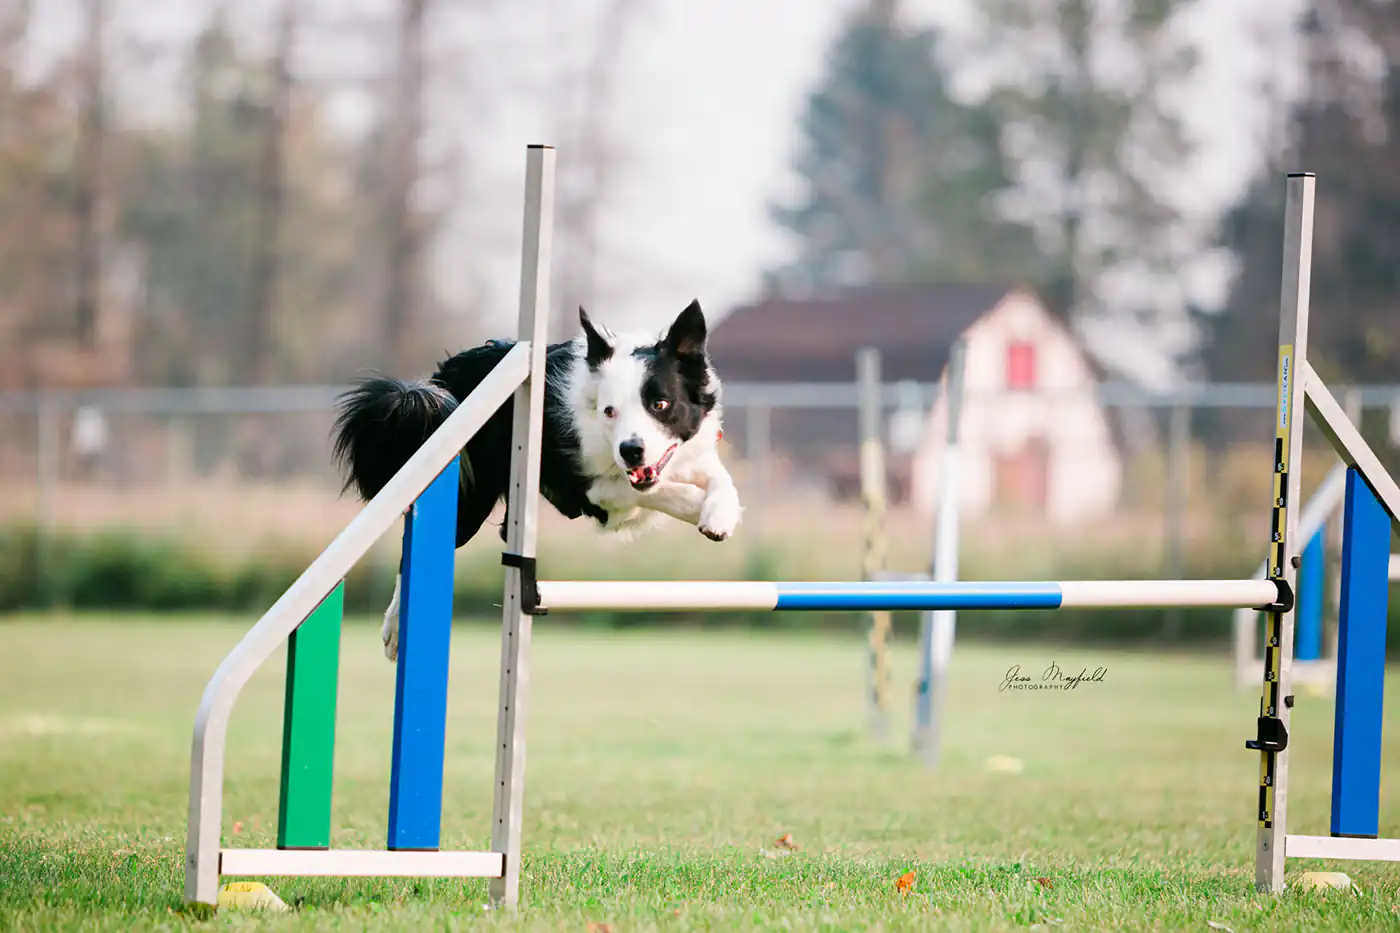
<box><xmin>277</xmin><ymin>581</ymin><xmax>343</xmax><ymax>850</ymax></box>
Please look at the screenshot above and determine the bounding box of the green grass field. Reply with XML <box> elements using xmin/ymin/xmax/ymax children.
<box><xmin>2</xmin><ymin>616</ymin><xmax>1399</xmax><ymax>931</ymax></box>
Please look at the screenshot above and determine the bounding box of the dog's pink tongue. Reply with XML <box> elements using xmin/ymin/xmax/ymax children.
<box><xmin>630</xmin><ymin>465</ymin><xmax>652</xmax><ymax>483</ymax></box>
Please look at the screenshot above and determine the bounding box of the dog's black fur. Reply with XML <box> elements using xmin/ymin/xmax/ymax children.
<box><xmin>331</xmin><ymin>303</ymin><xmax>719</xmax><ymax>548</ymax></box>
<box><xmin>333</xmin><ymin>340</ymin><xmax>602</xmax><ymax>547</ymax></box>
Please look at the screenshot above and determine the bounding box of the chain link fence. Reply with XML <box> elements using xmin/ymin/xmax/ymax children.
<box><xmin>2</xmin><ymin>381</ymin><xmax>1399</xmax><ymax>595</ymax></box>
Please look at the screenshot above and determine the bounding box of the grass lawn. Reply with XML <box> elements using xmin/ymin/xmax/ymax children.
<box><xmin>2</xmin><ymin>615</ymin><xmax>1399</xmax><ymax>931</ymax></box>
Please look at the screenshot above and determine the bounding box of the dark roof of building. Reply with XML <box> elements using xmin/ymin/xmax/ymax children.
<box><xmin>708</xmin><ymin>283</ymin><xmax>1017</xmax><ymax>383</ymax></box>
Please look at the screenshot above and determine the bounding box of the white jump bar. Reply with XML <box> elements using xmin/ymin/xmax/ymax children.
<box><xmin>219</xmin><ymin>848</ymin><xmax>505</xmax><ymax>878</ymax></box>
<box><xmin>1057</xmin><ymin>580</ymin><xmax>1279</xmax><ymax>608</ymax></box>
<box><xmin>1285</xmin><ymin>835</ymin><xmax>1400</xmax><ymax>862</ymax></box>
<box><xmin>533</xmin><ymin>579</ymin><xmax>1280</xmax><ymax>613</ymax></box>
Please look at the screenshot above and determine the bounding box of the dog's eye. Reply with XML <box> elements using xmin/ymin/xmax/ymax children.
<box><xmin>603</xmin><ymin>406</ymin><xmax>616</xmax><ymax>419</ymax></box>
<box><xmin>651</xmin><ymin>399</ymin><xmax>670</xmax><ymax>413</ymax></box>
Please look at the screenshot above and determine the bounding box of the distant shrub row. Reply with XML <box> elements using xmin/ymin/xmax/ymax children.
<box><xmin>2</xmin><ymin>523</ymin><xmax>1395</xmax><ymax>647</ymax></box>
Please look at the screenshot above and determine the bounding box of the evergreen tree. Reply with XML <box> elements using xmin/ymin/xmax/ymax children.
<box><xmin>959</xmin><ymin>0</ymin><xmax>1200</xmax><ymax>327</ymax></box>
<box><xmin>118</xmin><ymin>12</ymin><xmax>377</xmax><ymax>386</ymax></box>
<box><xmin>1202</xmin><ymin>1</ymin><xmax>1400</xmax><ymax>386</ymax></box>
<box><xmin>767</xmin><ymin>0</ymin><xmax>1037</xmax><ymax>292</ymax></box>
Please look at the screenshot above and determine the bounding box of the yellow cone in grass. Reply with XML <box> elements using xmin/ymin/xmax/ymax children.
<box><xmin>985</xmin><ymin>755</ymin><xmax>1024</xmax><ymax>774</ymax></box>
<box><xmin>217</xmin><ymin>882</ymin><xmax>288</xmax><ymax>911</ymax></box>
<box><xmin>1296</xmin><ymin>871</ymin><xmax>1351</xmax><ymax>891</ymax></box>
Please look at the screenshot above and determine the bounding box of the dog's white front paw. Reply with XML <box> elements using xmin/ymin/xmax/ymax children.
<box><xmin>381</xmin><ymin>607</ymin><xmax>398</xmax><ymax>662</ymax></box>
<box><xmin>381</xmin><ymin>574</ymin><xmax>401</xmax><ymax>662</ymax></box>
<box><xmin>698</xmin><ymin>489</ymin><xmax>742</xmax><ymax>541</ymax></box>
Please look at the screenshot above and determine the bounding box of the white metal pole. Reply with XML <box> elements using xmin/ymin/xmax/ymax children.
<box><xmin>856</xmin><ymin>347</ymin><xmax>891</xmax><ymax>742</ymax></box>
<box><xmin>916</xmin><ymin>338</ymin><xmax>965</xmax><ymax>766</ymax></box>
<box><xmin>1254</xmin><ymin>171</ymin><xmax>1314</xmax><ymax>893</ymax></box>
<box><xmin>489</xmin><ymin>144</ymin><xmax>555</xmax><ymax>911</ymax></box>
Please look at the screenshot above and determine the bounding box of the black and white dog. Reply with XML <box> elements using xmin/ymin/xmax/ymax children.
<box><xmin>333</xmin><ymin>300</ymin><xmax>742</xmax><ymax>660</ymax></box>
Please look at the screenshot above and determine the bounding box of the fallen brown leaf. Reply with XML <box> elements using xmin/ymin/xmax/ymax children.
<box><xmin>896</xmin><ymin>871</ymin><xmax>916</xmax><ymax>894</ymax></box>
<box><xmin>232</xmin><ymin>822</ymin><xmax>243</xmax><ymax>836</ymax></box>
<box><xmin>1036</xmin><ymin>877</ymin><xmax>1052</xmax><ymax>888</ymax></box>
<box><xmin>586</xmin><ymin>923</ymin><xmax>612</xmax><ymax>933</ymax></box>
<box><xmin>774</xmin><ymin>833</ymin><xmax>799</xmax><ymax>850</ymax></box>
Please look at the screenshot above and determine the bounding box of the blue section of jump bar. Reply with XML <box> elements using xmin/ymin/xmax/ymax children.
<box><xmin>1330</xmin><ymin>467</ymin><xmax>1390</xmax><ymax>839</ymax></box>
<box><xmin>387</xmin><ymin>457</ymin><xmax>459</xmax><ymax>851</ymax></box>
<box><xmin>773</xmin><ymin>581</ymin><xmax>1063</xmax><ymax>611</ymax></box>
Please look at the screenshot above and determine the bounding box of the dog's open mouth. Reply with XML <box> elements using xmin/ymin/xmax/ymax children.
<box><xmin>627</xmin><ymin>444</ymin><xmax>678</xmax><ymax>490</ymax></box>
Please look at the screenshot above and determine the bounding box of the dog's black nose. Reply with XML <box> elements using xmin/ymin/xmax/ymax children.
<box><xmin>618</xmin><ymin>438</ymin><xmax>645</xmax><ymax>468</ymax></box>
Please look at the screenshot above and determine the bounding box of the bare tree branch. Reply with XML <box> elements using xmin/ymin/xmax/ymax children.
<box><xmin>73</xmin><ymin>0</ymin><xmax>106</xmax><ymax>347</ymax></box>
<box><xmin>0</xmin><ymin>0</ymin><xmax>32</xmax><ymax>56</ymax></box>
<box><xmin>245</xmin><ymin>0</ymin><xmax>298</xmax><ymax>384</ymax></box>
<box><xmin>382</xmin><ymin>0</ymin><xmax>428</xmax><ymax>374</ymax></box>
<box><xmin>552</xmin><ymin>0</ymin><xmax>643</xmax><ymax>333</ymax></box>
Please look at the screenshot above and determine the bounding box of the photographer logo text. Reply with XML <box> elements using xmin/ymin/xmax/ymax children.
<box><xmin>999</xmin><ymin>662</ymin><xmax>1107</xmax><ymax>693</ymax></box>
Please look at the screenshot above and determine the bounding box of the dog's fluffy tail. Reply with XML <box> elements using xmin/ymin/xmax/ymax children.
<box><xmin>332</xmin><ymin>376</ymin><xmax>459</xmax><ymax>501</ymax></box>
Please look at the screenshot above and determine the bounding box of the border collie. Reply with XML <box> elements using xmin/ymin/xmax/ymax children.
<box><xmin>332</xmin><ymin>300</ymin><xmax>742</xmax><ymax>660</ymax></box>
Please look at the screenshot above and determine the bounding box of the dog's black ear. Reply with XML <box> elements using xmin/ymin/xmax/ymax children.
<box><xmin>664</xmin><ymin>299</ymin><xmax>707</xmax><ymax>358</ymax></box>
<box><xmin>579</xmin><ymin>307</ymin><xmax>613</xmax><ymax>369</ymax></box>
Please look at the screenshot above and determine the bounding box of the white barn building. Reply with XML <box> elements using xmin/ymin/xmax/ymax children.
<box><xmin>709</xmin><ymin>284</ymin><xmax>1123</xmax><ymax>524</ymax></box>
<box><xmin>908</xmin><ymin>288</ymin><xmax>1122</xmax><ymax>524</ymax></box>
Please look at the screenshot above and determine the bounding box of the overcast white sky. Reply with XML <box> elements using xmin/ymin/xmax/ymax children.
<box><xmin>27</xmin><ymin>0</ymin><xmax>1306</xmax><ymax>384</ymax></box>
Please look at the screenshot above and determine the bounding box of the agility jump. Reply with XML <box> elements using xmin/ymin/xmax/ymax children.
<box><xmin>184</xmin><ymin>153</ymin><xmax>1393</xmax><ymax>908</ymax></box>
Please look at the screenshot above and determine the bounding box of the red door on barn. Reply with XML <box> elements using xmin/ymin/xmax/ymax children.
<box><xmin>996</xmin><ymin>339</ymin><xmax>1048</xmax><ymax>513</ymax></box>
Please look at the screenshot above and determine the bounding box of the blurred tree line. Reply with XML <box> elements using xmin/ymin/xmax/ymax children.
<box><xmin>0</xmin><ymin>0</ymin><xmax>469</xmax><ymax>391</ymax></box>
<box><xmin>1202</xmin><ymin>0</ymin><xmax>1400</xmax><ymax>386</ymax></box>
<box><xmin>6</xmin><ymin>0</ymin><xmax>1399</xmax><ymax>395</ymax></box>
<box><xmin>771</xmin><ymin>0</ymin><xmax>1400</xmax><ymax>386</ymax></box>
<box><xmin>0</xmin><ymin>0</ymin><xmax>660</xmax><ymax>394</ymax></box>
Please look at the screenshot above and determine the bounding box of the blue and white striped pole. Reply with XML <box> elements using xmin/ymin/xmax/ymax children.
<box><xmin>534</xmin><ymin>579</ymin><xmax>1281</xmax><ymax>613</ymax></box>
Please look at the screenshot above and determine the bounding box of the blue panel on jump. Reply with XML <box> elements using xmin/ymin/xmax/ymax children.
<box><xmin>1330</xmin><ymin>467</ymin><xmax>1390</xmax><ymax>839</ymax></box>
<box><xmin>1297</xmin><ymin>528</ymin><xmax>1325</xmax><ymax>662</ymax></box>
<box><xmin>387</xmin><ymin>456</ymin><xmax>459</xmax><ymax>851</ymax></box>
<box><xmin>772</xmin><ymin>581</ymin><xmax>1063</xmax><ymax>611</ymax></box>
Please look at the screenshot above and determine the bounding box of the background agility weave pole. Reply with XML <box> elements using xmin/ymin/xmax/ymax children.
<box><xmin>857</xmin><ymin>338</ymin><xmax>968</xmax><ymax>765</ymax></box>
<box><xmin>856</xmin><ymin>347</ymin><xmax>892</xmax><ymax>742</ymax></box>
<box><xmin>912</xmin><ymin>338</ymin><xmax>966</xmax><ymax>767</ymax></box>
